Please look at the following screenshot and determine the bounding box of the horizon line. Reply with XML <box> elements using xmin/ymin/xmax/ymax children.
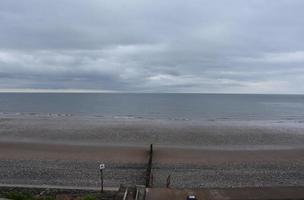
<box><xmin>0</xmin><ymin>89</ymin><xmax>303</xmax><ymax>95</ymax></box>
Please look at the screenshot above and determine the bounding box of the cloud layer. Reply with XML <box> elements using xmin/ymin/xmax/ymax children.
<box><xmin>0</xmin><ymin>0</ymin><xmax>304</xmax><ymax>93</ymax></box>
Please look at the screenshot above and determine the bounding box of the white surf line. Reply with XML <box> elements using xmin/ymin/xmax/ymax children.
<box><xmin>0</xmin><ymin>183</ymin><xmax>118</xmax><ymax>191</ymax></box>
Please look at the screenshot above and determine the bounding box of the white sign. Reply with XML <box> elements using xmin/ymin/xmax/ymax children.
<box><xmin>99</xmin><ymin>163</ymin><xmax>105</xmax><ymax>170</ymax></box>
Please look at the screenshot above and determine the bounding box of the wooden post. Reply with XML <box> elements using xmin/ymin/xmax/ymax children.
<box><xmin>99</xmin><ymin>163</ymin><xmax>105</xmax><ymax>193</ymax></box>
<box><xmin>166</xmin><ymin>174</ymin><xmax>171</xmax><ymax>188</ymax></box>
<box><xmin>100</xmin><ymin>169</ymin><xmax>103</xmax><ymax>192</ymax></box>
<box><xmin>145</xmin><ymin>144</ymin><xmax>153</xmax><ymax>187</ymax></box>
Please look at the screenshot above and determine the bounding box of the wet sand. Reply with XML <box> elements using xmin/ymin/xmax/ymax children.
<box><xmin>0</xmin><ymin>141</ymin><xmax>303</xmax><ymax>165</ymax></box>
<box><xmin>0</xmin><ymin>141</ymin><xmax>148</xmax><ymax>163</ymax></box>
<box><xmin>1</xmin><ymin>115</ymin><xmax>304</xmax><ymax>148</ymax></box>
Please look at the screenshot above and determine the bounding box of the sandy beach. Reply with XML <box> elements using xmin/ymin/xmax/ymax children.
<box><xmin>1</xmin><ymin>141</ymin><xmax>303</xmax><ymax>165</ymax></box>
<box><xmin>0</xmin><ymin>115</ymin><xmax>304</xmax><ymax>188</ymax></box>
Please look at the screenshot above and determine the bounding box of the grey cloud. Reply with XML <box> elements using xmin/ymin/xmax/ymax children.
<box><xmin>0</xmin><ymin>0</ymin><xmax>304</xmax><ymax>93</ymax></box>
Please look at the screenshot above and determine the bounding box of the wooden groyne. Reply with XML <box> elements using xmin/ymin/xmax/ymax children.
<box><xmin>145</xmin><ymin>144</ymin><xmax>153</xmax><ymax>188</ymax></box>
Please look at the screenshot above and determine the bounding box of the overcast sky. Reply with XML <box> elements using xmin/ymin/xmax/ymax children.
<box><xmin>0</xmin><ymin>0</ymin><xmax>304</xmax><ymax>93</ymax></box>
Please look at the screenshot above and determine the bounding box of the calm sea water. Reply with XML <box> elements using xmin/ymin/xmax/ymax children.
<box><xmin>0</xmin><ymin>93</ymin><xmax>304</xmax><ymax>121</ymax></box>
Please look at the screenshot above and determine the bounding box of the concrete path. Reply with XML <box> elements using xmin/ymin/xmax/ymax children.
<box><xmin>145</xmin><ymin>187</ymin><xmax>304</xmax><ymax>200</ymax></box>
<box><xmin>0</xmin><ymin>183</ymin><xmax>118</xmax><ymax>191</ymax></box>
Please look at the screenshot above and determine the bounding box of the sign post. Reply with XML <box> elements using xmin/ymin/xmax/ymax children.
<box><xmin>99</xmin><ymin>163</ymin><xmax>105</xmax><ymax>193</ymax></box>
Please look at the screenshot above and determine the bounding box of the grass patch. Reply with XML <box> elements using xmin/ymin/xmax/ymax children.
<box><xmin>4</xmin><ymin>192</ymin><xmax>34</xmax><ymax>200</ymax></box>
<box><xmin>38</xmin><ymin>196</ymin><xmax>56</xmax><ymax>200</ymax></box>
<box><xmin>81</xmin><ymin>195</ymin><xmax>97</xmax><ymax>200</ymax></box>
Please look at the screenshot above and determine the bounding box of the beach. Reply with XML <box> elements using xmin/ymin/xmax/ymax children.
<box><xmin>0</xmin><ymin>115</ymin><xmax>304</xmax><ymax>188</ymax></box>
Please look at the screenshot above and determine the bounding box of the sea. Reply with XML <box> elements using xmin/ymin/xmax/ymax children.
<box><xmin>0</xmin><ymin>93</ymin><xmax>304</xmax><ymax>122</ymax></box>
